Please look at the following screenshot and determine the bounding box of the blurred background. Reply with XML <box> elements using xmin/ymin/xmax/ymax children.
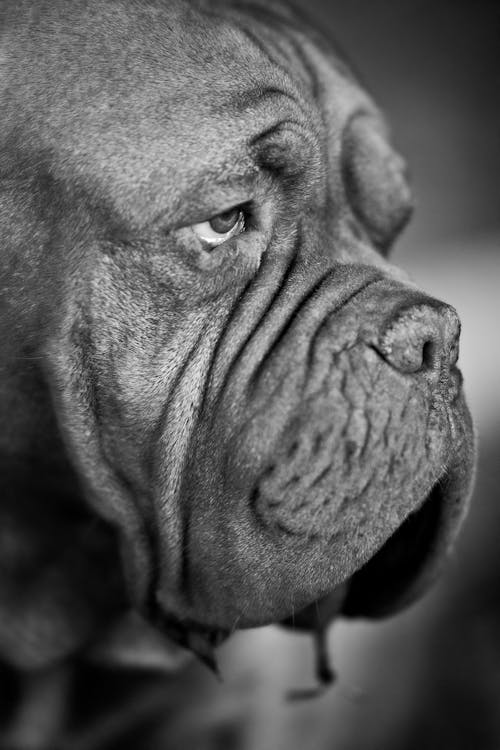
<box><xmin>175</xmin><ymin>2</ymin><xmax>500</xmax><ymax>749</ymax></box>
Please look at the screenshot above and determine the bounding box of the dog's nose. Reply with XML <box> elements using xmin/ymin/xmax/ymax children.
<box><xmin>377</xmin><ymin>301</ymin><xmax>460</xmax><ymax>378</ymax></box>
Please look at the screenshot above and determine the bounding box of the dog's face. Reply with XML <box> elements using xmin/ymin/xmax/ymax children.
<box><xmin>0</xmin><ymin>0</ymin><xmax>475</xmax><ymax>658</ymax></box>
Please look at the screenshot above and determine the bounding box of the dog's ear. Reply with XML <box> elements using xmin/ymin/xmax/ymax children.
<box><xmin>342</xmin><ymin>114</ymin><xmax>414</xmax><ymax>255</ymax></box>
<box><xmin>229</xmin><ymin>2</ymin><xmax>414</xmax><ymax>256</ymax></box>
<box><xmin>288</xmin><ymin>15</ymin><xmax>414</xmax><ymax>256</ymax></box>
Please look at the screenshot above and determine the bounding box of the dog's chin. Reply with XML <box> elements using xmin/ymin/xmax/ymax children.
<box><xmin>282</xmin><ymin>470</ymin><xmax>463</xmax><ymax>633</ymax></box>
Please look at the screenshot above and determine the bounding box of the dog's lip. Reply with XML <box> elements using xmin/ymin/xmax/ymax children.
<box><xmin>340</xmin><ymin>408</ymin><xmax>474</xmax><ymax>620</ymax></box>
<box><xmin>279</xmin><ymin>482</ymin><xmax>444</xmax><ymax>633</ymax></box>
<box><xmin>281</xmin><ymin>460</ymin><xmax>468</xmax><ymax>632</ymax></box>
<box><xmin>341</xmin><ymin>479</ymin><xmax>447</xmax><ymax>619</ymax></box>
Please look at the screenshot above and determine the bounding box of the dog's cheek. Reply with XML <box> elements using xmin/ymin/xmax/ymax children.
<box><xmin>70</xmin><ymin>247</ymin><xmax>253</xmax><ymax>519</ymax></box>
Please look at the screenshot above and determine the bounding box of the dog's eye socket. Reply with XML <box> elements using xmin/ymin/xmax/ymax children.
<box><xmin>191</xmin><ymin>207</ymin><xmax>246</xmax><ymax>248</ymax></box>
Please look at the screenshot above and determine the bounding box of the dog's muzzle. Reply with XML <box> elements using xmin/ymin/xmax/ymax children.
<box><xmin>153</xmin><ymin>269</ymin><xmax>474</xmax><ymax>660</ymax></box>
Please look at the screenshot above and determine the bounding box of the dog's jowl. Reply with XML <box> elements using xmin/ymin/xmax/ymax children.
<box><xmin>0</xmin><ymin>0</ymin><xmax>475</xmax><ymax>743</ymax></box>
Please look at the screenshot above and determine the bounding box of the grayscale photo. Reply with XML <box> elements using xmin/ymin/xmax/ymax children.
<box><xmin>0</xmin><ymin>0</ymin><xmax>498</xmax><ymax>748</ymax></box>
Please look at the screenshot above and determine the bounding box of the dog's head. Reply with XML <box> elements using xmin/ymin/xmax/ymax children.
<box><xmin>0</xmin><ymin>0</ymin><xmax>475</xmax><ymax>667</ymax></box>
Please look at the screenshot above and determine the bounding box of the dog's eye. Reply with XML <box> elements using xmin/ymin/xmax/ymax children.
<box><xmin>191</xmin><ymin>207</ymin><xmax>246</xmax><ymax>249</ymax></box>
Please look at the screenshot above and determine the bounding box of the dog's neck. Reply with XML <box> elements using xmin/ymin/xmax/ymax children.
<box><xmin>0</xmin><ymin>357</ymin><xmax>189</xmax><ymax>672</ymax></box>
<box><xmin>0</xmin><ymin>356</ymin><xmax>127</xmax><ymax>668</ymax></box>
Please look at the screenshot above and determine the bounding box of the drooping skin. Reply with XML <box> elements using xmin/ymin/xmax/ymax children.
<box><xmin>0</xmin><ymin>0</ymin><xmax>474</xmax><ymax>673</ymax></box>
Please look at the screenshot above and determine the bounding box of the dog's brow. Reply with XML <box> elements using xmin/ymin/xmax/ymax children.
<box><xmin>225</xmin><ymin>86</ymin><xmax>310</xmax><ymax>137</ymax></box>
<box><xmin>228</xmin><ymin>86</ymin><xmax>297</xmax><ymax>115</ymax></box>
<box><xmin>181</xmin><ymin>88</ymin><xmax>309</xmax><ymax>192</ymax></box>
<box><xmin>225</xmin><ymin>86</ymin><xmax>317</xmax><ymax>170</ymax></box>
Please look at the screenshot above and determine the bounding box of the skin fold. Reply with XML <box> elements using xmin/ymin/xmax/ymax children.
<box><xmin>0</xmin><ymin>0</ymin><xmax>475</xmax><ymax>690</ymax></box>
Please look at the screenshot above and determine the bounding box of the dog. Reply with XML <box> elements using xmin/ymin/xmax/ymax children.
<box><xmin>0</xmin><ymin>0</ymin><xmax>475</xmax><ymax>744</ymax></box>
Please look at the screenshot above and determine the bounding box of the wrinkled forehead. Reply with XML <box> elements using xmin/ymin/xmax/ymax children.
<box><xmin>4</xmin><ymin>0</ymin><xmax>375</xmax><ymax>225</ymax></box>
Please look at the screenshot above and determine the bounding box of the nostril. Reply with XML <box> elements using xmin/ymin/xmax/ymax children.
<box><xmin>375</xmin><ymin>301</ymin><xmax>460</xmax><ymax>377</ymax></box>
<box><xmin>421</xmin><ymin>339</ymin><xmax>437</xmax><ymax>371</ymax></box>
<box><xmin>377</xmin><ymin>324</ymin><xmax>439</xmax><ymax>374</ymax></box>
